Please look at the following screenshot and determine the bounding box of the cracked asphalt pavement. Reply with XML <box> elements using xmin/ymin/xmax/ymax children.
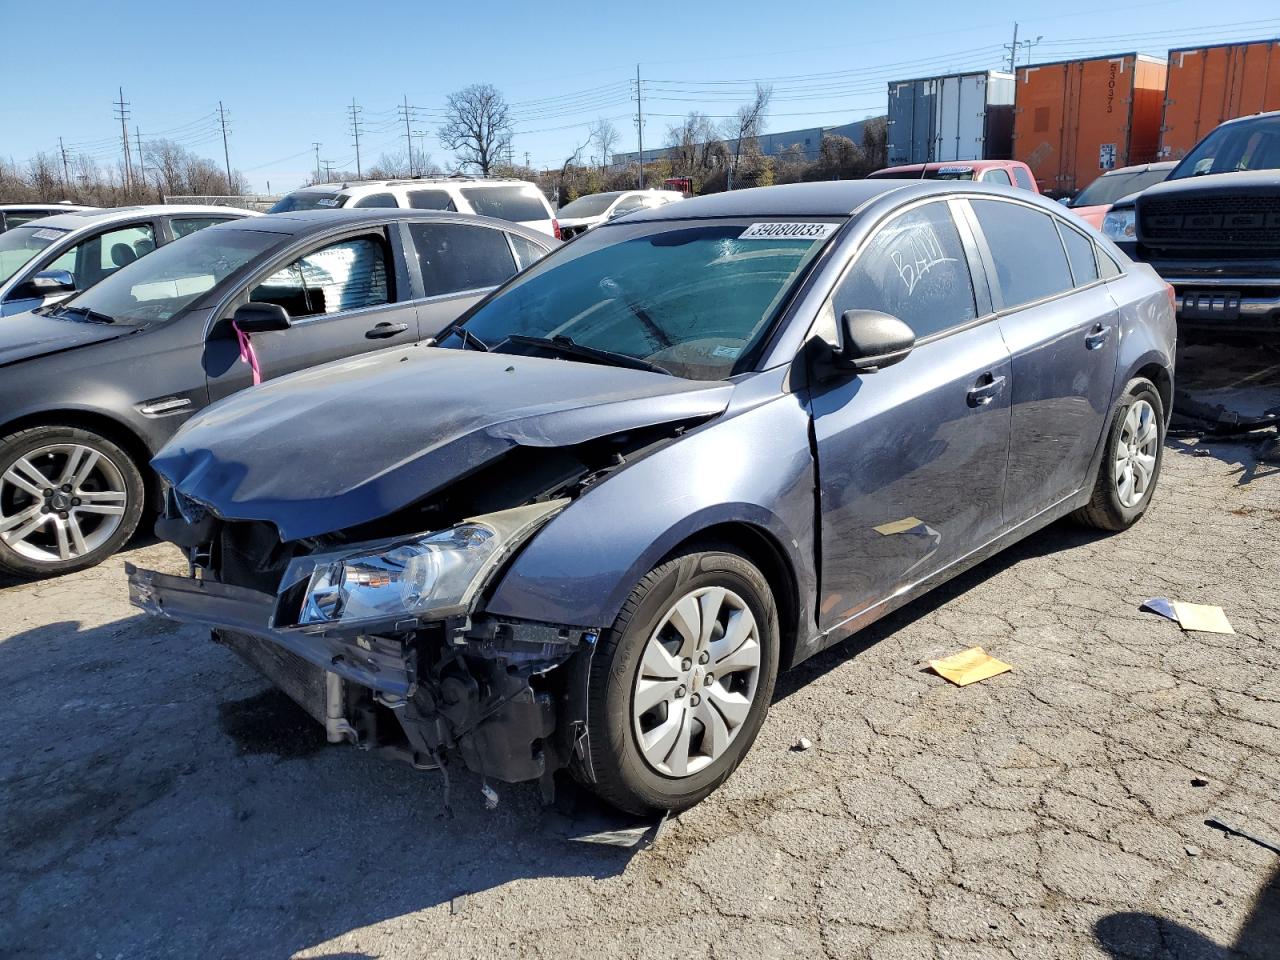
<box><xmin>1</xmin><ymin>346</ymin><xmax>1278</xmax><ymax>959</ymax></box>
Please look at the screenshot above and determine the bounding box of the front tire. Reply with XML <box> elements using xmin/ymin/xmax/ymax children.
<box><xmin>1072</xmin><ymin>378</ymin><xmax>1165</xmax><ymax>531</ymax></box>
<box><xmin>576</xmin><ymin>545</ymin><xmax>780</xmax><ymax>816</ymax></box>
<box><xmin>0</xmin><ymin>425</ymin><xmax>145</xmax><ymax>578</ymax></box>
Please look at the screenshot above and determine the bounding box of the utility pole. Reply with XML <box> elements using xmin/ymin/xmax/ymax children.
<box><xmin>312</xmin><ymin>142</ymin><xmax>322</xmax><ymax>183</ymax></box>
<box><xmin>634</xmin><ymin>64</ymin><xmax>645</xmax><ymax>189</ymax></box>
<box><xmin>135</xmin><ymin>127</ymin><xmax>147</xmax><ymax>198</ymax></box>
<box><xmin>114</xmin><ymin>87</ymin><xmax>133</xmax><ymax>191</ymax></box>
<box><xmin>400</xmin><ymin>95</ymin><xmax>414</xmax><ymax>176</ymax></box>
<box><xmin>58</xmin><ymin>137</ymin><xmax>71</xmax><ymax>198</ymax></box>
<box><xmin>1007</xmin><ymin>22</ymin><xmax>1018</xmax><ymax>73</ymax></box>
<box><xmin>348</xmin><ymin>98</ymin><xmax>364</xmax><ymax>178</ymax></box>
<box><xmin>322</xmin><ymin>159</ymin><xmax>336</xmax><ymax>181</ymax></box>
<box><xmin>524</xmin><ymin>151</ymin><xmax>530</xmax><ymax>169</ymax></box>
<box><xmin>217</xmin><ymin>101</ymin><xmax>233</xmax><ymax>190</ymax></box>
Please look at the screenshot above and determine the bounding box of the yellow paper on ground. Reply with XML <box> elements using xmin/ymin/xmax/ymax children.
<box><xmin>1172</xmin><ymin>602</ymin><xmax>1235</xmax><ymax>634</ymax></box>
<box><xmin>874</xmin><ymin>516</ymin><xmax>924</xmax><ymax>535</ymax></box>
<box><xmin>929</xmin><ymin>646</ymin><xmax>1012</xmax><ymax>687</ymax></box>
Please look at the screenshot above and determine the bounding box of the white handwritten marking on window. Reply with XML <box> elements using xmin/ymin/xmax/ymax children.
<box><xmin>889</xmin><ymin>223</ymin><xmax>957</xmax><ymax>296</ymax></box>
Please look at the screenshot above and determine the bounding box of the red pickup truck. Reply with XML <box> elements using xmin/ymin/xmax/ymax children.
<box><xmin>867</xmin><ymin>159</ymin><xmax>1039</xmax><ymax>192</ymax></box>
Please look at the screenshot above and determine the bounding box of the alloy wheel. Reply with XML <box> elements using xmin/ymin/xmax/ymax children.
<box><xmin>0</xmin><ymin>443</ymin><xmax>129</xmax><ymax>564</ymax></box>
<box><xmin>631</xmin><ymin>586</ymin><xmax>762</xmax><ymax>778</ymax></box>
<box><xmin>1114</xmin><ymin>399</ymin><xmax>1159</xmax><ymax>509</ymax></box>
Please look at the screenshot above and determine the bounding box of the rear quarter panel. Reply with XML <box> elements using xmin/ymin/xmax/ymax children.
<box><xmin>1107</xmin><ymin>261</ymin><xmax>1176</xmax><ymax>409</ymax></box>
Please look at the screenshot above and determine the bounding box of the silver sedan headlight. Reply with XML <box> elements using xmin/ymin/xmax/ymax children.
<box><xmin>1102</xmin><ymin>207</ymin><xmax>1136</xmax><ymax>241</ymax></box>
<box><xmin>286</xmin><ymin>499</ymin><xmax>568</xmax><ymax>627</ymax></box>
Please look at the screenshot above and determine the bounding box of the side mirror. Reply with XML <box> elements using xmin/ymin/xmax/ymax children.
<box><xmin>232</xmin><ymin>301</ymin><xmax>291</xmax><ymax>333</ymax></box>
<box><xmin>837</xmin><ymin>310</ymin><xmax>915</xmax><ymax>372</ymax></box>
<box><xmin>28</xmin><ymin>269</ymin><xmax>77</xmax><ymax>294</ymax></box>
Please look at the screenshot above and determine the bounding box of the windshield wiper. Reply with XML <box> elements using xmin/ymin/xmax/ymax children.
<box><xmin>501</xmin><ymin>334</ymin><xmax>670</xmax><ymax>376</ymax></box>
<box><xmin>438</xmin><ymin>324</ymin><xmax>488</xmax><ymax>352</ymax></box>
<box><xmin>54</xmin><ymin>305</ymin><xmax>116</xmax><ymax>324</ymax></box>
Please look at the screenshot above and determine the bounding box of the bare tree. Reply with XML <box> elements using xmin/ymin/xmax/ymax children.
<box><xmin>666</xmin><ymin>112</ymin><xmax>723</xmax><ymax>189</ymax></box>
<box><xmin>589</xmin><ymin>117</ymin><xmax>620</xmax><ymax>173</ymax></box>
<box><xmin>366</xmin><ymin>149</ymin><xmax>440</xmax><ymax>180</ymax></box>
<box><xmin>438</xmin><ymin>83</ymin><xmax>513</xmax><ymax>175</ymax></box>
<box><xmin>723</xmin><ymin>84</ymin><xmax>772</xmax><ymax>190</ymax></box>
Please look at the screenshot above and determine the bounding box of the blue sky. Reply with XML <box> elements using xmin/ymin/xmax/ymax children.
<box><xmin>4</xmin><ymin>0</ymin><xmax>1278</xmax><ymax>193</ymax></box>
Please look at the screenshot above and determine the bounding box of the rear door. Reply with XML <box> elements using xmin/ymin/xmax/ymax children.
<box><xmin>205</xmin><ymin>226</ymin><xmax>419</xmax><ymax>401</ymax></box>
<box><xmin>805</xmin><ymin>199</ymin><xmax>1012</xmax><ymax>629</ymax></box>
<box><xmin>401</xmin><ymin>219</ymin><xmax>534</xmax><ymax>339</ymax></box>
<box><xmin>964</xmin><ymin>197</ymin><xmax>1119</xmax><ymax>524</ymax></box>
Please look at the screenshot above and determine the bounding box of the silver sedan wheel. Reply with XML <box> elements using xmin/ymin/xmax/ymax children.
<box><xmin>1115</xmin><ymin>399</ymin><xmax>1159</xmax><ymax>508</ymax></box>
<box><xmin>0</xmin><ymin>443</ymin><xmax>129</xmax><ymax>564</ymax></box>
<box><xmin>632</xmin><ymin>586</ymin><xmax>762</xmax><ymax>778</ymax></box>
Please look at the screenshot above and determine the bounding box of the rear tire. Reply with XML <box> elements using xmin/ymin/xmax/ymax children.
<box><xmin>1072</xmin><ymin>378</ymin><xmax>1164</xmax><ymax>531</ymax></box>
<box><xmin>574</xmin><ymin>544</ymin><xmax>780</xmax><ymax>816</ymax></box>
<box><xmin>0</xmin><ymin>425</ymin><xmax>145</xmax><ymax>579</ymax></box>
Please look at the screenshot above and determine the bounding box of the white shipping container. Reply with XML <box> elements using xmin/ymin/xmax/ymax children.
<box><xmin>887</xmin><ymin>71</ymin><xmax>1016</xmax><ymax>165</ymax></box>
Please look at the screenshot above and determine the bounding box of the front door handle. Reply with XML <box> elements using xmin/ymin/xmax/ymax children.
<box><xmin>967</xmin><ymin>373</ymin><xmax>1007</xmax><ymax>406</ymax></box>
<box><xmin>366</xmin><ymin>321</ymin><xmax>409</xmax><ymax>339</ymax></box>
<box><xmin>1085</xmin><ymin>323</ymin><xmax>1112</xmax><ymax>350</ymax></box>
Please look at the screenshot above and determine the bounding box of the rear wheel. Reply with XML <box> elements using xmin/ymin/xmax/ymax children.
<box><xmin>1072</xmin><ymin>378</ymin><xmax>1165</xmax><ymax>531</ymax></box>
<box><xmin>0</xmin><ymin>425</ymin><xmax>145</xmax><ymax>578</ymax></box>
<box><xmin>575</xmin><ymin>545</ymin><xmax>780</xmax><ymax>815</ymax></box>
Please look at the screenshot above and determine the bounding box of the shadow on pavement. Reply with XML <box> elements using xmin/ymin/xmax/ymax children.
<box><xmin>0</xmin><ymin>613</ymin><xmax>641</xmax><ymax>959</ymax></box>
<box><xmin>1095</xmin><ymin>863</ymin><xmax>1280</xmax><ymax>959</ymax></box>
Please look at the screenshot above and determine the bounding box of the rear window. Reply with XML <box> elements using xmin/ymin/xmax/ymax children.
<box><xmin>268</xmin><ymin>192</ymin><xmax>345</xmax><ymax>213</ymax></box>
<box><xmin>1071</xmin><ymin>167</ymin><xmax>1172</xmax><ymax>207</ymax></box>
<box><xmin>924</xmin><ymin>166</ymin><xmax>976</xmax><ymax>181</ymax></box>
<box><xmin>460</xmin><ymin>185</ymin><xmax>549</xmax><ymax>223</ymax></box>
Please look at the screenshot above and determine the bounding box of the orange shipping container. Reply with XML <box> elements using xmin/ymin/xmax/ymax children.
<box><xmin>1014</xmin><ymin>53</ymin><xmax>1167</xmax><ymax>196</ymax></box>
<box><xmin>1161</xmin><ymin>39</ymin><xmax>1280</xmax><ymax>159</ymax></box>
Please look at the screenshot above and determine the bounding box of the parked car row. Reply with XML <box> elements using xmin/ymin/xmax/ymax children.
<box><xmin>116</xmin><ymin>177</ymin><xmax>1176</xmax><ymax>816</ymax></box>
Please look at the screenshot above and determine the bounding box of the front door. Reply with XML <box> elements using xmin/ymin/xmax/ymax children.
<box><xmin>965</xmin><ymin>198</ymin><xmax>1119</xmax><ymax>523</ymax></box>
<box><xmin>805</xmin><ymin>199</ymin><xmax>1012</xmax><ymax>631</ymax></box>
<box><xmin>206</xmin><ymin>229</ymin><xmax>419</xmax><ymax>402</ymax></box>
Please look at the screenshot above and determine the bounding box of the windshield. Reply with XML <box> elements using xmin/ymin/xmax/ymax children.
<box><xmin>1072</xmin><ymin>167</ymin><xmax>1172</xmax><ymax>205</ymax></box>
<box><xmin>558</xmin><ymin>193</ymin><xmax>623</xmax><ymax>218</ymax></box>
<box><xmin>268</xmin><ymin>191</ymin><xmax>345</xmax><ymax>213</ymax></box>
<box><xmin>1171</xmin><ymin>115</ymin><xmax>1280</xmax><ymax>179</ymax></box>
<box><xmin>0</xmin><ymin>225</ymin><xmax>65</xmax><ymax>286</ymax></box>
<box><xmin>442</xmin><ymin>218</ymin><xmax>838</xmax><ymax>380</ymax></box>
<box><xmin>59</xmin><ymin>226</ymin><xmax>282</xmax><ymax>324</ymax></box>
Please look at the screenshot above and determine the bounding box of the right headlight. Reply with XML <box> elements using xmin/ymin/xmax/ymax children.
<box><xmin>279</xmin><ymin>499</ymin><xmax>569</xmax><ymax>629</ymax></box>
<box><xmin>1102</xmin><ymin>207</ymin><xmax>1136</xmax><ymax>241</ymax></box>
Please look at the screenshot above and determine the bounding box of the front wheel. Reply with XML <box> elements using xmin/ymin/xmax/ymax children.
<box><xmin>575</xmin><ymin>545</ymin><xmax>780</xmax><ymax>815</ymax></box>
<box><xmin>0</xmin><ymin>425</ymin><xmax>145</xmax><ymax>578</ymax></box>
<box><xmin>1072</xmin><ymin>378</ymin><xmax>1165</xmax><ymax>531</ymax></box>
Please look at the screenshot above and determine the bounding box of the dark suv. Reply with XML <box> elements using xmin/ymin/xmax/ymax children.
<box><xmin>1107</xmin><ymin>110</ymin><xmax>1280</xmax><ymax>337</ymax></box>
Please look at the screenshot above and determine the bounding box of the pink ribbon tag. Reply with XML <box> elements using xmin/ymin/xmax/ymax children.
<box><xmin>232</xmin><ymin>321</ymin><xmax>262</xmax><ymax>386</ymax></box>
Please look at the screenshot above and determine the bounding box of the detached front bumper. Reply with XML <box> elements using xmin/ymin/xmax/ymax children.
<box><xmin>125</xmin><ymin>563</ymin><xmax>417</xmax><ymax>697</ymax></box>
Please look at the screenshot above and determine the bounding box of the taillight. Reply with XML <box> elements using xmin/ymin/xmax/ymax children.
<box><xmin>1165</xmin><ymin>282</ymin><xmax>1176</xmax><ymax>314</ymax></box>
<box><xmin>552</xmin><ymin>218</ymin><xmax>561</xmax><ymax>240</ymax></box>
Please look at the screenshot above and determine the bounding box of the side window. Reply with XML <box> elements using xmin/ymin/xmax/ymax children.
<box><xmin>982</xmin><ymin>168</ymin><xmax>1013</xmax><ymax>186</ymax></box>
<box><xmin>970</xmin><ymin>199</ymin><xmax>1074</xmax><ymax>308</ymax></box>
<box><xmin>408</xmin><ymin>222</ymin><xmax>517</xmax><ymax>297</ymax></box>
<box><xmin>170</xmin><ymin>217</ymin><xmax>229</xmax><ymax>239</ymax></box>
<box><xmin>1012</xmin><ymin>166</ymin><xmax>1035</xmax><ymax>191</ymax></box>
<box><xmin>48</xmin><ymin>224</ymin><xmax>156</xmax><ymax>289</ymax></box>
<box><xmin>407</xmin><ymin>190</ymin><xmax>456</xmax><ymax>211</ymax></box>
<box><xmin>1097</xmin><ymin>247</ymin><xmax>1123</xmax><ymax>279</ymax></box>
<box><xmin>1056</xmin><ymin>221</ymin><xmax>1099</xmax><ymax>286</ymax></box>
<box><xmin>249</xmin><ymin>235</ymin><xmax>390</xmax><ymax>319</ymax></box>
<box><xmin>508</xmin><ymin>233</ymin><xmax>547</xmax><ymax>270</ymax></box>
<box><xmin>352</xmin><ymin>193</ymin><xmax>398</xmax><ymax>209</ymax></box>
<box><xmin>611</xmin><ymin>196</ymin><xmax>647</xmax><ymax>216</ymax></box>
<box><xmin>830</xmin><ymin>201</ymin><xmax>977</xmax><ymax>340</ymax></box>
<box><xmin>459</xmin><ymin>185</ymin><xmax>550</xmax><ymax>223</ymax></box>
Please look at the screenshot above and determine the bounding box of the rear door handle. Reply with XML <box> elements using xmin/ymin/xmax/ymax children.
<box><xmin>1086</xmin><ymin>323</ymin><xmax>1112</xmax><ymax>350</ymax></box>
<box><xmin>366</xmin><ymin>321</ymin><xmax>409</xmax><ymax>339</ymax></box>
<box><xmin>967</xmin><ymin>373</ymin><xmax>1006</xmax><ymax>406</ymax></box>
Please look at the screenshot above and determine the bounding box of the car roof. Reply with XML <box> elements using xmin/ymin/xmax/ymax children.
<box><xmin>0</xmin><ymin>202</ymin><xmax>93</xmax><ymax>211</ymax></box>
<box><xmin>214</xmin><ymin>207</ymin><xmax>554</xmax><ymax>240</ymax></box>
<box><xmin>286</xmin><ymin>177</ymin><xmax>539</xmax><ymax>195</ymax></box>
<box><xmin>1099</xmin><ymin>160</ymin><xmax>1178</xmax><ymax>176</ymax></box>
<box><xmin>24</xmin><ymin>205</ymin><xmax>257</xmax><ymax>231</ymax></box>
<box><xmin>874</xmin><ymin>159</ymin><xmax>1023</xmax><ymax>175</ymax></box>
<box><xmin>619</xmin><ymin>180</ymin><xmax>915</xmax><ymax>221</ymax></box>
<box><xmin>1214</xmin><ymin>109</ymin><xmax>1280</xmax><ymax>129</ymax></box>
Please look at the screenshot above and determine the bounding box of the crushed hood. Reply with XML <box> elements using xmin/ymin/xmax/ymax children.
<box><xmin>153</xmin><ymin>345</ymin><xmax>733</xmax><ymax>540</ymax></box>
<box><xmin>0</xmin><ymin>310</ymin><xmax>127</xmax><ymax>367</ymax></box>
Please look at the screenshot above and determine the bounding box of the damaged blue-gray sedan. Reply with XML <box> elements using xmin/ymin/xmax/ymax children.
<box><xmin>128</xmin><ymin>180</ymin><xmax>1175</xmax><ymax>814</ymax></box>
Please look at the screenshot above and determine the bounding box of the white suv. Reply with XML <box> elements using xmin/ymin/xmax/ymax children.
<box><xmin>269</xmin><ymin>177</ymin><xmax>559</xmax><ymax>237</ymax></box>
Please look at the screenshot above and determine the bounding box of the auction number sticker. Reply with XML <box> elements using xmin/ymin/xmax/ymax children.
<box><xmin>316</xmin><ymin>198</ymin><xmax>340</xmax><ymax>207</ymax></box>
<box><xmin>31</xmin><ymin>228</ymin><xmax>66</xmax><ymax>240</ymax></box>
<box><xmin>739</xmin><ymin>222</ymin><xmax>839</xmax><ymax>241</ymax></box>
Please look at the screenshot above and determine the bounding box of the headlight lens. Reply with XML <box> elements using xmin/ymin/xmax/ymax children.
<box><xmin>290</xmin><ymin>499</ymin><xmax>567</xmax><ymax>627</ymax></box>
<box><xmin>1102</xmin><ymin>207</ymin><xmax>1136</xmax><ymax>240</ymax></box>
